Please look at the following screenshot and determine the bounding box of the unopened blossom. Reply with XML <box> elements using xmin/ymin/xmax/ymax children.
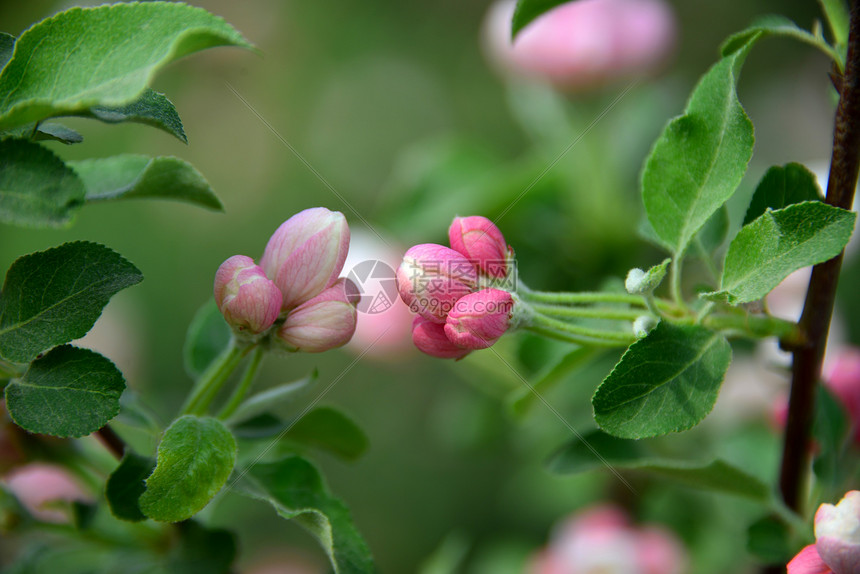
<box><xmin>397</xmin><ymin>243</ymin><xmax>478</xmax><ymax>323</ymax></box>
<box><xmin>825</xmin><ymin>349</ymin><xmax>860</xmax><ymax>444</ymax></box>
<box><xmin>788</xmin><ymin>491</ymin><xmax>860</xmax><ymax>574</ymax></box>
<box><xmin>412</xmin><ymin>316</ymin><xmax>470</xmax><ymax>360</ymax></box>
<box><xmin>483</xmin><ymin>0</ymin><xmax>676</xmax><ymax>91</ymax></box>
<box><xmin>445</xmin><ymin>288</ymin><xmax>514</xmax><ymax>350</ymax></box>
<box><xmin>277</xmin><ymin>279</ymin><xmax>358</xmax><ymax>353</ymax></box>
<box><xmin>260</xmin><ymin>207</ymin><xmax>350</xmax><ymax>310</ymax></box>
<box><xmin>529</xmin><ymin>505</ymin><xmax>687</xmax><ymax>574</ymax></box>
<box><xmin>214</xmin><ymin>255</ymin><xmax>282</xmax><ymax>334</ymax></box>
<box><xmin>448</xmin><ymin>216</ymin><xmax>510</xmax><ymax>279</ymax></box>
<box><xmin>4</xmin><ymin>464</ymin><xmax>91</xmax><ymax>523</ymax></box>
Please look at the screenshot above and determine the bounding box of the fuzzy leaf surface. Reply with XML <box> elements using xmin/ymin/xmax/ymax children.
<box><xmin>592</xmin><ymin>322</ymin><xmax>731</xmax><ymax>438</ymax></box>
<box><xmin>0</xmin><ymin>139</ymin><xmax>85</xmax><ymax>227</ymax></box>
<box><xmin>708</xmin><ymin>202</ymin><xmax>855</xmax><ymax>304</ymax></box>
<box><xmin>642</xmin><ymin>40</ymin><xmax>756</xmax><ymax>254</ymax></box>
<box><xmin>0</xmin><ymin>2</ymin><xmax>251</xmax><ymax>130</ymax></box>
<box><xmin>5</xmin><ymin>345</ymin><xmax>125</xmax><ymax>437</ymax></box>
<box><xmin>70</xmin><ymin>155</ymin><xmax>221</xmax><ymax>210</ymax></box>
<box><xmin>139</xmin><ymin>415</ymin><xmax>236</xmax><ymax>522</ymax></box>
<box><xmin>0</xmin><ymin>241</ymin><xmax>142</xmax><ymax>363</ymax></box>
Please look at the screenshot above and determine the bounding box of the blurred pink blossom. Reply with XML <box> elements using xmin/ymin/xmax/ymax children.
<box><xmin>529</xmin><ymin>505</ymin><xmax>687</xmax><ymax>574</ymax></box>
<box><xmin>3</xmin><ymin>463</ymin><xmax>91</xmax><ymax>523</ymax></box>
<box><xmin>483</xmin><ymin>0</ymin><xmax>676</xmax><ymax>91</ymax></box>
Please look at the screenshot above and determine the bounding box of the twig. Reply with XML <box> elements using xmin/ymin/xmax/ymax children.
<box><xmin>778</xmin><ymin>0</ymin><xmax>860</xmax><ymax>517</ymax></box>
<box><xmin>96</xmin><ymin>425</ymin><xmax>125</xmax><ymax>460</ymax></box>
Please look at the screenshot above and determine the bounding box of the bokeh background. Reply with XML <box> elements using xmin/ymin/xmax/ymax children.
<box><xmin>1</xmin><ymin>1</ymin><xmax>857</xmax><ymax>572</ymax></box>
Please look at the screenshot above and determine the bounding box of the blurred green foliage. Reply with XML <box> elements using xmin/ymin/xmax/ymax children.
<box><xmin>1</xmin><ymin>1</ymin><xmax>855</xmax><ymax>572</ymax></box>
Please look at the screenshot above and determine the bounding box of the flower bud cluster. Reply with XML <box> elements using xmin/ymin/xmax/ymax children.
<box><xmin>397</xmin><ymin>216</ymin><xmax>517</xmax><ymax>359</ymax></box>
<box><xmin>213</xmin><ymin>208</ymin><xmax>357</xmax><ymax>353</ymax></box>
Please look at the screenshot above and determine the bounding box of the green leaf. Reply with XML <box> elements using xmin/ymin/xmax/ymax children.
<box><xmin>695</xmin><ymin>206</ymin><xmax>730</xmax><ymax>254</ymax></box>
<box><xmin>184</xmin><ymin>299</ymin><xmax>232</xmax><ymax>380</ymax></box>
<box><xmin>238</xmin><ymin>456</ymin><xmax>377</xmax><ymax>574</ymax></box>
<box><xmin>0</xmin><ymin>138</ymin><xmax>86</xmax><ymax>227</ymax></box>
<box><xmin>546</xmin><ymin>429</ymin><xmax>643</xmax><ymax>474</ymax></box>
<box><xmin>721</xmin><ymin>15</ymin><xmax>842</xmax><ymax>68</ymax></box>
<box><xmin>225</xmin><ymin>371</ymin><xmax>318</xmax><ymax>425</ymax></box>
<box><xmin>105</xmin><ymin>452</ymin><xmax>156</xmax><ymax>522</ymax></box>
<box><xmin>744</xmin><ymin>163</ymin><xmax>824</xmax><ymax>225</ymax></box>
<box><xmin>168</xmin><ymin>520</ymin><xmax>237</xmax><ymax>574</ymax></box>
<box><xmin>706</xmin><ymin>202</ymin><xmax>856</xmax><ymax>304</ymax></box>
<box><xmin>83</xmin><ymin>89</ymin><xmax>186</xmax><ymax>143</ymax></box>
<box><xmin>511</xmin><ymin>0</ymin><xmax>567</xmax><ymax>38</ymax></box>
<box><xmin>747</xmin><ymin>516</ymin><xmax>794</xmax><ymax>563</ymax></box>
<box><xmin>0</xmin><ymin>3</ymin><xmax>252</xmax><ymax>130</ymax></box>
<box><xmin>139</xmin><ymin>415</ymin><xmax>236</xmax><ymax>523</ymax></box>
<box><xmin>0</xmin><ymin>241</ymin><xmax>143</xmax><ymax>363</ymax></box>
<box><xmin>3</xmin><ymin>121</ymin><xmax>84</xmax><ymax>144</ymax></box>
<box><xmin>284</xmin><ymin>407</ymin><xmax>369</xmax><ymax>462</ymax></box>
<box><xmin>548</xmin><ymin>444</ymin><xmax>771</xmax><ymax>502</ymax></box>
<box><xmin>0</xmin><ymin>32</ymin><xmax>14</xmax><ymax>71</ymax></box>
<box><xmin>4</xmin><ymin>345</ymin><xmax>125</xmax><ymax>437</ymax></box>
<box><xmin>592</xmin><ymin>322</ymin><xmax>732</xmax><ymax>438</ymax></box>
<box><xmin>68</xmin><ymin>154</ymin><xmax>221</xmax><ymax>211</ymax></box>
<box><xmin>642</xmin><ymin>39</ymin><xmax>756</xmax><ymax>254</ymax></box>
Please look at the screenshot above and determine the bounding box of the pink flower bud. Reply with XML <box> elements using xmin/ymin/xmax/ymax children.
<box><xmin>825</xmin><ymin>348</ymin><xmax>860</xmax><ymax>444</ymax></box>
<box><xmin>4</xmin><ymin>463</ymin><xmax>91</xmax><ymax>523</ymax></box>
<box><xmin>448</xmin><ymin>216</ymin><xmax>509</xmax><ymax>279</ymax></box>
<box><xmin>412</xmin><ymin>316</ymin><xmax>470</xmax><ymax>360</ymax></box>
<box><xmin>277</xmin><ymin>279</ymin><xmax>358</xmax><ymax>353</ymax></box>
<box><xmin>214</xmin><ymin>255</ymin><xmax>282</xmax><ymax>334</ymax></box>
<box><xmin>444</xmin><ymin>288</ymin><xmax>513</xmax><ymax>350</ymax></box>
<box><xmin>260</xmin><ymin>208</ymin><xmax>350</xmax><ymax>310</ymax></box>
<box><xmin>397</xmin><ymin>244</ymin><xmax>478</xmax><ymax>323</ymax></box>
<box><xmin>484</xmin><ymin>0</ymin><xmax>676</xmax><ymax>92</ymax></box>
<box><xmin>815</xmin><ymin>490</ymin><xmax>860</xmax><ymax>574</ymax></box>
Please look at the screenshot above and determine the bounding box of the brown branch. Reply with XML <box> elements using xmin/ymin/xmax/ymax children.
<box><xmin>96</xmin><ymin>425</ymin><xmax>125</xmax><ymax>460</ymax></box>
<box><xmin>778</xmin><ymin>0</ymin><xmax>860</xmax><ymax>516</ymax></box>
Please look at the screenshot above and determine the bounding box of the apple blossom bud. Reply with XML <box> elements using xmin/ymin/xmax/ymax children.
<box><xmin>444</xmin><ymin>288</ymin><xmax>513</xmax><ymax>350</ymax></box>
<box><xmin>4</xmin><ymin>463</ymin><xmax>91</xmax><ymax>523</ymax></box>
<box><xmin>411</xmin><ymin>316</ymin><xmax>471</xmax><ymax>360</ymax></box>
<box><xmin>276</xmin><ymin>279</ymin><xmax>358</xmax><ymax>353</ymax></box>
<box><xmin>260</xmin><ymin>208</ymin><xmax>350</xmax><ymax>310</ymax></box>
<box><xmin>483</xmin><ymin>0</ymin><xmax>676</xmax><ymax>92</ymax></box>
<box><xmin>814</xmin><ymin>490</ymin><xmax>860</xmax><ymax>574</ymax></box>
<box><xmin>397</xmin><ymin>244</ymin><xmax>478</xmax><ymax>323</ymax></box>
<box><xmin>825</xmin><ymin>349</ymin><xmax>860</xmax><ymax>444</ymax></box>
<box><xmin>214</xmin><ymin>255</ymin><xmax>282</xmax><ymax>334</ymax></box>
<box><xmin>448</xmin><ymin>216</ymin><xmax>509</xmax><ymax>279</ymax></box>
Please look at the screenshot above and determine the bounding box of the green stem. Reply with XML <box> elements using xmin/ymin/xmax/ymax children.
<box><xmin>217</xmin><ymin>346</ymin><xmax>265</xmax><ymax>421</ymax></box>
<box><xmin>521</xmin><ymin>289</ymin><xmax>647</xmax><ymax>307</ymax></box>
<box><xmin>704</xmin><ymin>313</ymin><xmax>803</xmax><ymax>344</ymax></box>
<box><xmin>180</xmin><ymin>340</ymin><xmax>247</xmax><ymax>416</ymax></box>
<box><xmin>525</xmin><ymin>325</ymin><xmax>629</xmax><ymax>347</ymax></box>
<box><xmin>670</xmin><ymin>251</ymin><xmax>686</xmax><ymax>309</ymax></box>
<box><xmin>529</xmin><ymin>303</ymin><xmax>642</xmax><ymax>321</ymax></box>
<box><xmin>530</xmin><ymin>312</ymin><xmax>636</xmax><ymax>346</ymax></box>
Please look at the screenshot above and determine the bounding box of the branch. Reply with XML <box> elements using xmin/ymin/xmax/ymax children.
<box><xmin>778</xmin><ymin>0</ymin><xmax>860</xmax><ymax>515</ymax></box>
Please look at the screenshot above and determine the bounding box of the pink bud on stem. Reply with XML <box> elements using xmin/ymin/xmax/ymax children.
<box><xmin>260</xmin><ymin>207</ymin><xmax>350</xmax><ymax>311</ymax></box>
<box><xmin>445</xmin><ymin>288</ymin><xmax>514</xmax><ymax>350</ymax></box>
<box><xmin>277</xmin><ymin>279</ymin><xmax>359</xmax><ymax>353</ymax></box>
<box><xmin>214</xmin><ymin>255</ymin><xmax>282</xmax><ymax>334</ymax></box>
<box><xmin>396</xmin><ymin>244</ymin><xmax>478</xmax><ymax>323</ymax></box>
<box><xmin>448</xmin><ymin>216</ymin><xmax>510</xmax><ymax>279</ymax></box>
<box><xmin>411</xmin><ymin>316</ymin><xmax>471</xmax><ymax>360</ymax></box>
